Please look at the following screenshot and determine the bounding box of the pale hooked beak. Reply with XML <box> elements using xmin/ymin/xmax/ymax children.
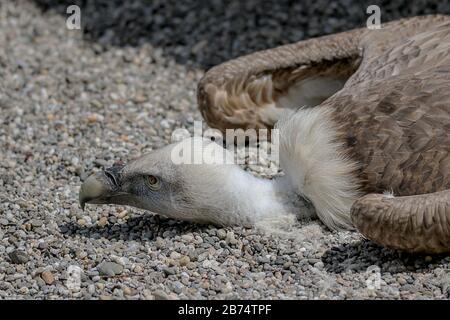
<box><xmin>79</xmin><ymin>164</ymin><xmax>125</xmax><ymax>210</ymax></box>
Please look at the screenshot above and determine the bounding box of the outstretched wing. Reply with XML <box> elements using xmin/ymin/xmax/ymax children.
<box><xmin>197</xmin><ymin>15</ymin><xmax>448</xmax><ymax>133</ymax></box>
<box><xmin>197</xmin><ymin>25</ymin><xmax>364</xmax><ymax>132</ymax></box>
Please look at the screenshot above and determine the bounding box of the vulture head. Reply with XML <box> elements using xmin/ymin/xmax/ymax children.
<box><xmin>79</xmin><ymin>137</ymin><xmax>303</xmax><ymax>227</ymax></box>
<box><xmin>81</xmin><ymin>138</ymin><xmax>237</xmax><ymax>225</ymax></box>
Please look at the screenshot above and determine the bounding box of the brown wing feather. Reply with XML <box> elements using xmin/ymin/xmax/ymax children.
<box><xmin>197</xmin><ymin>15</ymin><xmax>449</xmax><ymax>133</ymax></box>
<box><xmin>329</xmin><ymin>17</ymin><xmax>450</xmax><ymax>195</ymax></box>
<box><xmin>197</xmin><ymin>24</ymin><xmax>364</xmax><ymax>131</ymax></box>
<box><xmin>335</xmin><ymin>17</ymin><xmax>450</xmax><ymax>253</ymax></box>
<box><xmin>351</xmin><ymin>190</ymin><xmax>450</xmax><ymax>253</ymax></box>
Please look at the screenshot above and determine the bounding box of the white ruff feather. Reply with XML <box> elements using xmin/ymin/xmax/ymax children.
<box><xmin>168</xmin><ymin>104</ymin><xmax>360</xmax><ymax>230</ymax></box>
<box><xmin>164</xmin><ymin>137</ymin><xmax>314</xmax><ymax>228</ymax></box>
<box><xmin>276</xmin><ymin>107</ymin><xmax>360</xmax><ymax>230</ymax></box>
<box><xmin>168</xmin><ymin>105</ymin><xmax>360</xmax><ymax>230</ymax></box>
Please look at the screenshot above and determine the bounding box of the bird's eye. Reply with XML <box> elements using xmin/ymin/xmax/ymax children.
<box><xmin>145</xmin><ymin>175</ymin><xmax>161</xmax><ymax>190</ymax></box>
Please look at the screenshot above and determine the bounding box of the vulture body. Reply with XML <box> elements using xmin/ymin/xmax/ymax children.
<box><xmin>80</xmin><ymin>15</ymin><xmax>450</xmax><ymax>254</ymax></box>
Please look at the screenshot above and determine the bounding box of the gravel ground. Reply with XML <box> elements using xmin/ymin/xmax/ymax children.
<box><xmin>1</xmin><ymin>0</ymin><xmax>450</xmax><ymax>300</ymax></box>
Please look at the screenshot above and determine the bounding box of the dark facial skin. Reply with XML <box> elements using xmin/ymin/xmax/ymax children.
<box><xmin>79</xmin><ymin>161</ymin><xmax>189</xmax><ymax>219</ymax></box>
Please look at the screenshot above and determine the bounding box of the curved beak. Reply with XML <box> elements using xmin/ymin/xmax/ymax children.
<box><xmin>79</xmin><ymin>172</ymin><xmax>113</xmax><ymax>210</ymax></box>
<box><xmin>79</xmin><ymin>164</ymin><xmax>125</xmax><ymax>210</ymax></box>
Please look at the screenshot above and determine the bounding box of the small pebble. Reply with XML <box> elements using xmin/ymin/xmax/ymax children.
<box><xmin>9</xmin><ymin>250</ymin><xmax>29</xmax><ymax>264</ymax></box>
<box><xmin>41</xmin><ymin>271</ymin><xmax>55</xmax><ymax>285</ymax></box>
<box><xmin>97</xmin><ymin>262</ymin><xmax>124</xmax><ymax>277</ymax></box>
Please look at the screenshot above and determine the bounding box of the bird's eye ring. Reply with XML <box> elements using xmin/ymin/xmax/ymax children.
<box><xmin>145</xmin><ymin>175</ymin><xmax>161</xmax><ymax>190</ymax></box>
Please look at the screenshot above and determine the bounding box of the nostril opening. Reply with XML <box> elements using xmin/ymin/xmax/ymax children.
<box><xmin>104</xmin><ymin>169</ymin><xmax>119</xmax><ymax>187</ymax></box>
<box><xmin>103</xmin><ymin>163</ymin><xmax>125</xmax><ymax>187</ymax></box>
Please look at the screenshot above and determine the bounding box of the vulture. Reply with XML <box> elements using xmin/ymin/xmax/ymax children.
<box><xmin>79</xmin><ymin>15</ymin><xmax>450</xmax><ymax>254</ymax></box>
